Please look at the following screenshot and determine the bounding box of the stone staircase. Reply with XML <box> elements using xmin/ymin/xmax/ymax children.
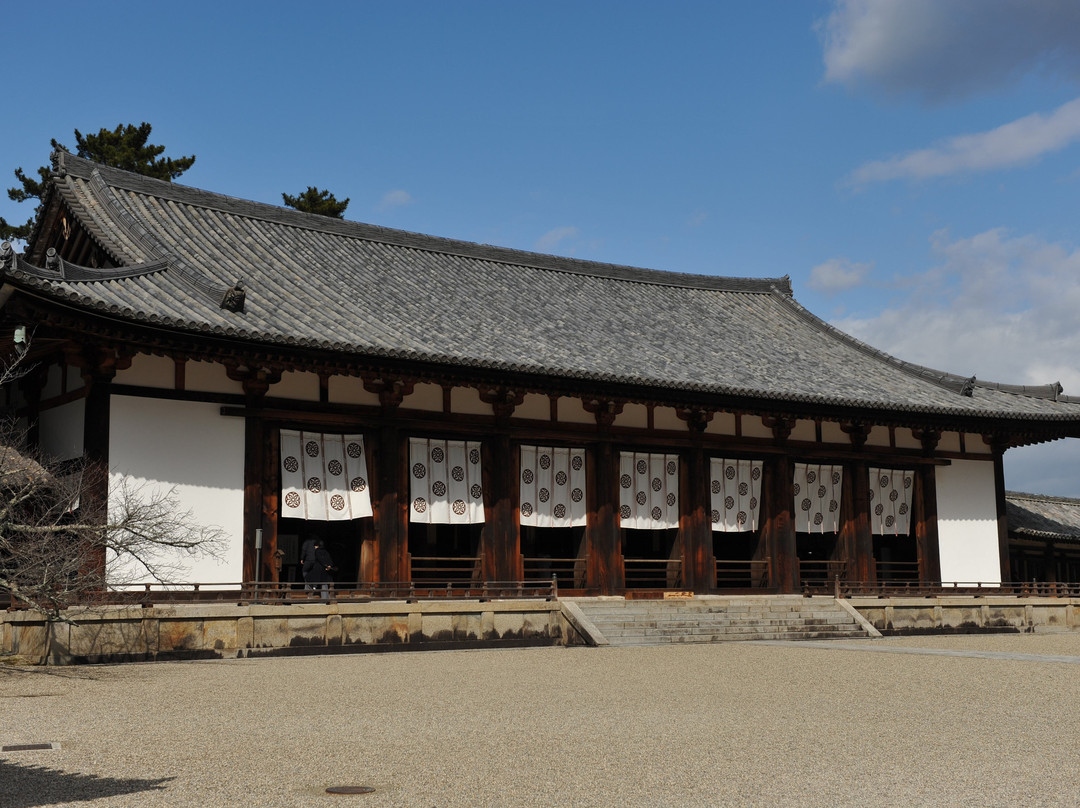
<box><xmin>562</xmin><ymin>595</ymin><xmax>874</xmax><ymax>646</ymax></box>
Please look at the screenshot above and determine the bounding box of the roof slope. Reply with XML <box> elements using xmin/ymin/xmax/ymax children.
<box><xmin>1006</xmin><ymin>492</ymin><xmax>1080</xmax><ymax>543</ymax></box>
<box><xmin>7</xmin><ymin>152</ymin><xmax>1080</xmax><ymax>423</ymax></box>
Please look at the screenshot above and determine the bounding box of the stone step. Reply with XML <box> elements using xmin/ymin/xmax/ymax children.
<box><xmin>565</xmin><ymin>595</ymin><xmax>870</xmax><ymax>646</ymax></box>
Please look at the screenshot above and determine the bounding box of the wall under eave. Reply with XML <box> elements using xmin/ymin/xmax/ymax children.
<box><xmin>935</xmin><ymin>459</ymin><xmax>1001</xmax><ymax>585</ymax></box>
<box><xmin>38</xmin><ymin>399</ymin><xmax>84</xmax><ymax>461</ymax></box>
<box><xmin>108</xmin><ymin>396</ymin><xmax>244</xmax><ymax>586</ymax></box>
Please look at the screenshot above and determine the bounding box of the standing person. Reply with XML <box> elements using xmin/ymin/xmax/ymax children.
<box><xmin>302</xmin><ymin>536</ymin><xmax>335</xmax><ymax>601</ymax></box>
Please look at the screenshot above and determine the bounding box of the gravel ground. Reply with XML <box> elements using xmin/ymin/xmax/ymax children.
<box><xmin>2</xmin><ymin>633</ymin><xmax>1080</xmax><ymax>808</ymax></box>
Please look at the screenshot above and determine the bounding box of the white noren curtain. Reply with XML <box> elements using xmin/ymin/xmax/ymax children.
<box><xmin>710</xmin><ymin>458</ymin><xmax>763</xmax><ymax>532</ymax></box>
<box><xmin>520</xmin><ymin>445</ymin><xmax>586</xmax><ymax>528</ymax></box>
<box><xmin>793</xmin><ymin>463</ymin><xmax>843</xmax><ymax>533</ymax></box>
<box><xmin>619</xmin><ymin>452</ymin><xmax>679</xmax><ymax>530</ymax></box>
<box><xmin>869</xmin><ymin>467</ymin><xmax>914</xmax><ymax>535</ymax></box>
<box><xmin>409</xmin><ymin>438</ymin><xmax>485</xmax><ymax>524</ymax></box>
<box><xmin>280</xmin><ymin>430</ymin><xmax>372</xmax><ymax>521</ymax></box>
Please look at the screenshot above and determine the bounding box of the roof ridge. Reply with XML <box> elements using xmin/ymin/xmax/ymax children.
<box><xmin>1006</xmin><ymin>490</ymin><xmax>1080</xmax><ymax>505</ymax></box>
<box><xmin>54</xmin><ymin>152</ymin><xmax>788</xmax><ymax>295</ymax></box>
<box><xmin>775</xmin><ymin>293</ymin><xmax>1071</xmax><ymax>403</ymax></box>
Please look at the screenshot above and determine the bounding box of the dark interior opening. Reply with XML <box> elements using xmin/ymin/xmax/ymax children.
<box><xmin>873</xmin><ymin>532</ymin><xmax>918</xmax><ymax>581</ymax></box>
<box><xmin>407</xmin><ymin>522</ymin><xmax>483</xmax><ymax>585</ymax></box>
<box><xmin>277</xmin><ymin>517</ymin><xmax>365</xmax><ymax>586</ymax></box>
<box><xmin>796</xmin><ymin>531</ymin><xmax>840</xmax><ymax>586</ymax></box>
<box><xmin>521</xmin><ymin>526</ymin><xmax>586</xmax><ymax>587</ymax></box>
<box><xmin>712</xmin><ymin>529</ymin><xmax>767</xmax><ymax>588</ymax></box>
<box><xmin>622</xmin><ymin>528</ymin><xmax>680</xmax><ymax>588</ymax></box>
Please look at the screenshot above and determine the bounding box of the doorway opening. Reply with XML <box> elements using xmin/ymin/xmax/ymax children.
<box><xmin>622</xmin><ymin>528</ymin><xmax>680</xmax><ymax>589</ymax></box>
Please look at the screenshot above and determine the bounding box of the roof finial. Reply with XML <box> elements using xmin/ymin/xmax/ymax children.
<box><xmin>0</xmin><ymin>242</ymin><xmax>12</xmax><ymax>271</ymax></box>
<box><xmin>960</xmin><ymin>375</ymin><xmax>976</xmax><ymax>397</ymax></box>
<box><xmin>220</xmin><ymin>280</ymin><xmax>246</xmax><ymax>313</ymax></box>
<box><xmin>45</xmin><ymin>247</ymin><xmax>60</xmax><ymax>272</ymax></box>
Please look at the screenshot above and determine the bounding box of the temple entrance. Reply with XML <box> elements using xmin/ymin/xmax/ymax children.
<box><xmin>522</xmin><ymin>526</ymin><xmax>586</xmax><ymax>588</ymax></box>
<box><xmin>277</xmin><ymin>517</ymin><xmax>366</xmax><ymax>586</ymax></box>
<box><xmin>874</xmin><ymin>533</ymin><xmax>919</xmax><ymax>583</ymax></box>
<box><xmin>622</xmin><ymin>528</ymin><xmax>681</xmax><ymax>589</ymax></box>
<box><xmin>713</xmin><ymin>530</ymin><xmax>769</xmax><ymax>589</ymax></box>
<box><xmin>407</xmin><ymin>523</ymin><xmax>483</xmax><ymax>586</ymax></box>
<box><xmin>796</xmin><ymin>531</ymin><xmax>841</xmax><ymax>589</ymax></box>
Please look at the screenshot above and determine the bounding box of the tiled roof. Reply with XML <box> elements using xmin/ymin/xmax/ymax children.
<box><xmin>1006</xmin><ymin>492</ymin><xmax>1080</xmax><ymax>543</ymax></box>
<box><xmin>8</xmin><ymin>152</ymin><xmax>1080</xmax><ymax>423</ymax></box>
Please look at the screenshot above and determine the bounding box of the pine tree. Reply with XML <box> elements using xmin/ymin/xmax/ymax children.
<box><xmin>1</xmin><ymin>123</ymin><xmax>195</xmax><ymax>241</ymax></box>
<box><xmin>282</xmin><ymin>186</ymin><xmax>350</xmax><ymax>218</ymax></box>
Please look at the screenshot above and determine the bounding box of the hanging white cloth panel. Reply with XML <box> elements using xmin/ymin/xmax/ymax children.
<box><xmin>618</xmin><ymin>452</ymin><xmax>679</xmax><ymax>530</ymax></box>
<box><xmin>280</xmin><ymin>430</ymin><xmax>372</xmax><ymax>521</ymax></box>
<box><xmin>519</xmin><ymin>445</ymin><xmax>586</xmax><ymax>528</ymax></box>
<box><xmin>710</xmin><ymin>458</ymin><xmax>763</xmax><ymax>532</ymax></box>
<box><xmin>409</xmin><ymin>438</ymin><xmax>485</xmax><ymax>524</ymax></box>
<box><xmin>793</xmin><ymin>463</ymin><xmax>843</xmax><ymax>533</ymax></box>
<box><xmin>869</xmin><ymin>467</ymin><xmax>914</xmax><ymax>535</ymax></box>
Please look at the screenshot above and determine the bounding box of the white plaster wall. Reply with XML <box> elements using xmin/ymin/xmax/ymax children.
<box><xmin>328</xmin><ymin>375</ymin><xmax>380</xmax><ymax>406</ymax></box>
<box><xmin>38</xmin><ymin>399</ymin><xmax>84</xmax><ymax>462</ymax></box>
<box><xmin>273</xmin><ymin>370</ymin><xmax>320</xmax><ymax>402</ymax></box>
<box><xmin>116</xmin><ymin>354</ymin><xmax>175</xmax><ymax>389</ymax></box>
<box><xmin>108</xmin><ymin>396</ymin><xmax>244</xmax><ymax>586</ymax></box>
<box><xmin>935</xmin><ymin>459</ymin><xmax>1001</xmax><ymax>585</ymax></box>
<box><xmin>513</xmin><ymin>393</ymin><xmax>550</xmax><ymax>421</ymax></box>
<box><xmin>789</xmin><ymin>420</ymin><xmax>815</xmax><ymax>443</ymax></box>
<box><xmin>614</xmin><ymin>402</ymin><xmax>648</xmax><ymax>429</ymax></box>
<box><xmin>653</xmin><ymin>407</ymin><xmax>683</xmax><ymax>432</ymax></box>
<box><xmin>705</xmin><ymin>412</ymin><xmax>736</xmax><ymax>436</ymax></box>
<box><xmin>404</xmin><ymin>382</ymin><xmax>443</xmax><ymax>412</ymax></box>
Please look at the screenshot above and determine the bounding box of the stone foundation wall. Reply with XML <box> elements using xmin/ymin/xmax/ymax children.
<box><xmin>848</xmin><ymin>596</ymin><xmax>1080</xmax><ymax>633</ymax></box>
<box><xmin>1</xmin><ymin>600</ymin><xmax>567</xmax><ymax>665</ymax></box>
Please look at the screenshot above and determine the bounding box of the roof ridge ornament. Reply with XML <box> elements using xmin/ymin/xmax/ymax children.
<box><xmin>960</xmin><ymin>375</ymin><xmax>976</xmax><ymax>397</ymax></box>
<box><xmin>220</xmin><ymin>281</ymin><xmax>246</xmax><ymax>313</ymax></box>
<box><xmin>0</xmin><ymin>242</ymin><xmax>13</xmax><ymax>271</ymax></box>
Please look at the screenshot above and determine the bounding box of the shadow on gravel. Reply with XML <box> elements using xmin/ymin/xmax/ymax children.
<box><xmin>0</xmin><ymin>759</ymin><xmax>173</xmax><ymax>807</ymax></box>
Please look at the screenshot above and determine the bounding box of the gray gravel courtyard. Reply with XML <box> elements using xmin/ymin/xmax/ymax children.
<box><xmin>3</xmin><ymin>632</ymin><xmax>1080</xmax><ymax>807</ymax></box>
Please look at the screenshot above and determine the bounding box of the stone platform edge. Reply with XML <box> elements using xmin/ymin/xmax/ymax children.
<box><xmin>1</xmin><ymin>600</ymin><xmax>568</xmax><ymax>665</ymax></box>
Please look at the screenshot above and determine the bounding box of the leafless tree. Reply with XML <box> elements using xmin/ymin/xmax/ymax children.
<box><xmin>0</xmin><ymin>338</ymin><xmax>226</xmax><ymax>622</ymax></box>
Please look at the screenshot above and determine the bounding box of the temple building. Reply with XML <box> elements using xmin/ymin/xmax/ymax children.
<box><xmin>4</xmin><ymin>151</ymin><xmax>1080</xmax><ymax>595</ymax></box>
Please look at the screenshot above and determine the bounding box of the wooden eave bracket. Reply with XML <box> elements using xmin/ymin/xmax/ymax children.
<box><xmin>361</xmin><ymin>373</ymin><xmax>415</xmax><ymax>413</ymax></box>
<box><xmin>477</xmin><ymin>384</ymin><xmax>526</xmax><ymax>420</ymax></box>
<box><xmin>839</xmin><ymin>421</ymin><xmax>871</xmax><ymax>451</ymax></box>
<box><xmin>582</xmin><ymin>397</ymin><xmax>625</xmax><ymax>428</ymax></box>
<box><xmin>675</xmin><ymin>406</ymin><xmax>714</xmax><ymax>433</ymax></box>
<box><xmin>761</xmin><ymin>415</ymin><xmax>796</xmax><ymax>445</ymax></box>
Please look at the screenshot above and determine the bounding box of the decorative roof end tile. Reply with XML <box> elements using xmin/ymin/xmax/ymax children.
<box><xmin>960</xmin><ymin>376</ymin><xmax>976</xmax><ymax>397</ymax></box>
<box><xmin>220</xmin><ymin>281</ymin><xmax>246</xmax><ymax>313</ymax></box>
<box><xmin>0</xmin><ymin>241</ymin><xmax>13</xmax><ymax>271</ymax></box>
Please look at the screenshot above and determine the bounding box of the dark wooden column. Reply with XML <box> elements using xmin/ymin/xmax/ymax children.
<box><xmin>583</xmin><ymin>399</ymin><xmax>624</xmax><ymax>595</ymax></box>
<box><xmin>225</xmin><ymin>364</ymin><xmax>281</xmax><ymax>584</ymax></box>
<box><xmin>762</xmin><ymin>455</ymin><xmax>797</xmax><ymax>593</ymax></box>
<box><xmin>676</xmin><ymin>408</ymin><xmax>715</xmax><ymax>593</ymax></box>
<box><xmin>843</xmin><ymin>460</ymin><xmax>874</xmax><ymax>584</ymax></box>
<box><xmin>364</xmin><ymin>376</ymin><xmax>413</xmax><ymax>583</ymax></box>
<box><xmin>989</xmin><ymin>437</ymin><xmax>1012</xmax><ymax>583</ymax></box>
<box><xmin>760</xmin><ymin>417</ymin><xmax>797</xmax><ymax>593</ymax></box>
<box><xmin>69</xmin><ymin>344</ymin><xmax>130</xmax><ymax>581</ymax></box>
<box><xmin>913</xmin><ymin>430</ymin><xmax>941</xmax><ymax>584</ymax></box>
<box><xmin>479</xmin><ymin>386</ymin><xmax>526</xmax><ymax>582</ymax></box>
<box><xmin>914</xmin><ymin>465</ymin><xmax>941</xmax><ymax>584</ymax></box>
<box><xmin>587</xmin><ymin>440</ymin><xmax>623</xmax><ymax>594</ymax></box>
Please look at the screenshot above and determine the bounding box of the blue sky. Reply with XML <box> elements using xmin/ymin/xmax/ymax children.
<box><xmin>6</xmin><ymin>1</ymin><xmax>1080</xmax><ymax>494</ymax></box>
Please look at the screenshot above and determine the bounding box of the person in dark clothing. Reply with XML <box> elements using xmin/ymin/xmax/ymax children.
<box><xmin>301</xmin><ymin>536</ymin><xmax>335</xmax><ymax>600</ymax></box>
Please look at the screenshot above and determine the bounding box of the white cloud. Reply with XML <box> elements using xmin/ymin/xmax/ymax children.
<box><xmin>819</xmin><ymin>0</ymin><xmax>1080</xmax><ymax>102</ymax></box>
<box><xmin>847</xmin><ymin>96</ymin><xmax>1080</xmax><ymax>185</ymax></box>
<box><xmin>686</xmin><ymin>211</ymin><xmax>708</xmax><ymax>228</ymax></box>
<box><xmin>378</xmin><ymin>189</ymin><xmax>413</xmax><ymax>209</ymax></box>
<box><xmin>832</xmin><ymin>226</ymin><xmax>1080</xmax><ymax>494</ymax></box>
<box><xmin>535</xmin><ymin>226</ymin><xmax>579</xmax><ymax>252</ymax></box>
<box><xmin>808</xmin><ymin>257</ymin><xmax>872</xmax><ymax>293</ymax></box>
<box><xmin>834</xmin><ymin>227</ymin><xmax>1080</xmax><ymax>390</ymax></box>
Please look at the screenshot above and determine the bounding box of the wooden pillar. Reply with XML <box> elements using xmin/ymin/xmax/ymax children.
<box><xmin>226</xmin><ymin>365</ymin><xmax>280</xmax><ymax>585</ymax></box>
<box><xmin>260</xmin><ymin>424</ymin><xmax>280</xmax><ymax>583</ymax></box>
<box><xmin>481</xmin><ymin>434</ymin><xmax>520</xmax><ymax>581</ymax></box>
<box><xmin>915</xmin><ymin>465</ymin><xmax>941</xmax><ymax>583</ymax></box>
<box><xmin>587</xmin><ymin>441</ymin><xmax>623</xmax><ymax>594</ymax></box>
<box><xmin>992</xmin><ymin>448</ymin><xmax>1012</xmax><ymax>584</ymax></box>
<box><xmin>363</xmin><ymin>375</ymin><xmax>413</xmax><ymax>584</ymax></box>
<box><xmin>681</xmin><ymin>447</ymin><xmax>713</xmax><ymax>593</ymax></box>
<box><xmin>763</xmin><ymin>455</ymin><xmax>797</xmax><ymax>593</ymax></box>
<box><xmin>374</xmin><ymin>423</ymin><xmax>406</xmax><ymax>582</ymax></box>
<box><xmin>843</xmin><ymin>460</ymin><xmax>874</xmax><ymax>584</ymax></box>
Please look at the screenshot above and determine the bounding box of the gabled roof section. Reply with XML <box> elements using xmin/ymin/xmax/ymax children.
<box><xmin>1006</xmin><ymin>492</ymin><xmax>1080</xmax><ymax>543</ymax></box>
<box><xmin>8</xmin><ymin>152</ymin><xmax>1080</xmax><ymax>423</ymax></box>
